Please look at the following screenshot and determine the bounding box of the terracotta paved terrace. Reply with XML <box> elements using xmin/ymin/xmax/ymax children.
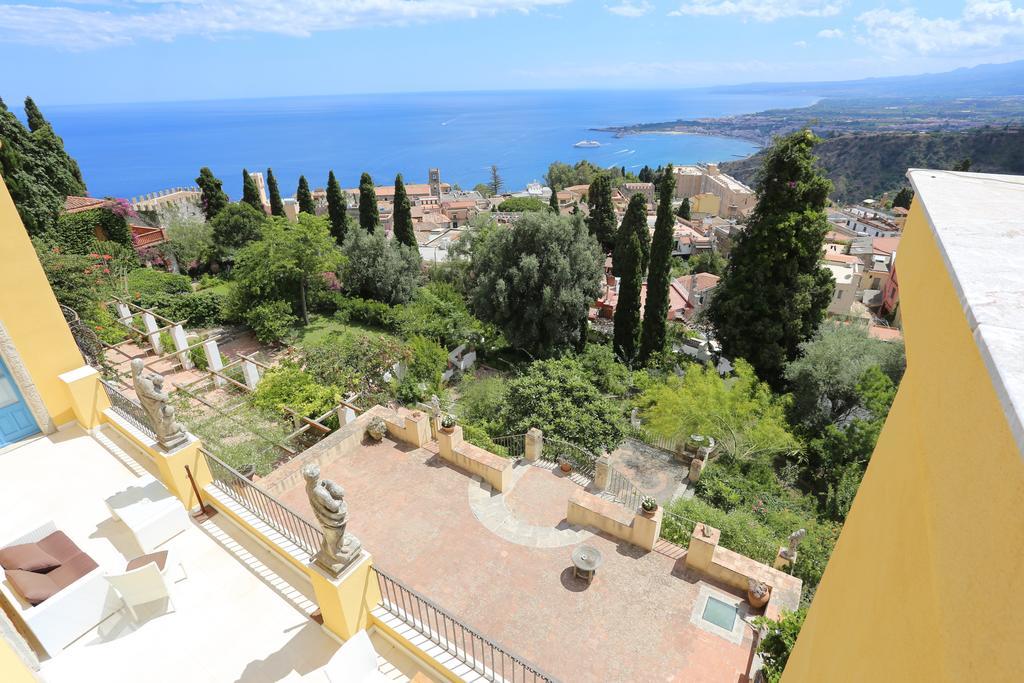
<box><xmin>268</xmin><ymin>433</ymin><xmax>759</xmax><ymax>683</ymax></box>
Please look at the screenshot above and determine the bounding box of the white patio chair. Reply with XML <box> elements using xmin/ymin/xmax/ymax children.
<box><xmin>322</xmin><ymin>630</ymin><xmax>390</xmax><ymax>683</ymax></box>
<box><xmin>104</xmin><ymin>561</ymin><xmax>175</xmax><ymax>624</ymax></box>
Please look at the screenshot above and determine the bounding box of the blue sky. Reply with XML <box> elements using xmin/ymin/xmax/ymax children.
<box><xmin>1</xmin><ymin>0</ymin><xmax>1022</xmax><ymax>105</ymax></box>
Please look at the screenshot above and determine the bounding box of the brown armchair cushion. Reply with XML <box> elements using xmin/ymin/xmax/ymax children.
<box><xmin>48</xmin><ymin>552</ymin><xmax>99</xmax><ymax>591</ymax></box>
<box><xmin>5</xmin><ymin>569</ymin><xmax>60</xmax><ymax>606</ymax></box>
<box><xmin>36</xmin><ymin>531</ymin><xmax>84</xmax><ymax>565</ymax></box>
<box><xmin>0</xmin><ymin>543</ymin><xmax>60</xmax><ymax>573</ymax></box>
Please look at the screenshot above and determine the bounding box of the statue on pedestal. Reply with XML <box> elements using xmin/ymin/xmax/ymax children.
<box><xmin>302</xmin><ymin>463</ymin><xmax>361</xmax><ymax>577</ymax></box>
<box><xmin>130</xmin><ymin>358</ymin><xmax>187</xmax><ymax>450</ymax></box>
<box><xmin>780</xmin><ymin>528</ymin><xmax>807</xmax><ymax>561</ymax></box>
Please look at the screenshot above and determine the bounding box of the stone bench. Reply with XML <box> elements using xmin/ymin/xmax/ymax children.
<box><xmin>566</xmin><ymin>489</ymin><xmax>661</xmax><ymax>551</ymax></box>
<box><xmin>436</xmin><ymin>426</ymin><xmax>512</xmax><ymax>492</ymax></box>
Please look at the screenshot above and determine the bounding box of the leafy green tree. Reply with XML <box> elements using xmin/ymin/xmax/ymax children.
<box><xmin>639</xmin><ymin>166</ymin><xmax>676</xmax><ymax>364</ymax></box>
<box><xmin>612</xmin><ymin>193</ymin><xmax>650</xmax><ymax>277</ymax></box>
<box><xmin>613</xmin><ymin>231</ymin><xmax>643</xmax><ymax>364</ymax></box>
<box><xmin>548</xmin><ymin>187</ymin><xmax>560</xmax><ymax>213</ymax></box>
<box><xmin>891</xmin><ymin>186</ymin><xmax>913</xmax><ymax>210</ymax></box>
<box><xmin>638</xmin><ymin>359</ymin><xmax>799</xmax><ymax>461</ymax></box>
<box><xmin>754</xmin><ymin>608</ymin><xmax>808</xmax><ymax>683</ymax></box>
<box><xmin>358</xmin><ymin>172</ymin><xmax>379</xmax><ymax>232</ymax></box>
<box><xmin>392</xmin><ymin>173</ymin><xmax>416</xmax><ymax>247</ymax></box>
<box><xmin>241</xmin><ymin>169</ymin><xmax>263</xmax><ymax>212</ymax></box>
<box><xmin>325</xmin><ymin>170</ymin><xmax>347</xmax><ymax>245</ymax></box>
<box><xmin>23</xmin><ymin>96</ymin><xmax>47</xmax><ymax>133</ymax></box>
<box><xmin>472</xmin><ymin>182</ymin><xmax>494</xmax><ymax>198</ymax></box>
<box><xmin>266</xmin><ymin>167</ymin><xmax>285</xmax><ymax>217</ymax></box>
<box><xmin>496</xmin><ymin>197</ymin><xmax>547</xmax><ymax>212</ymax></box>
<box><xmin>245</xmin><ymin>301</ymin><xmax>296</xmax><ymax>344</ymax></box>
<box><xmin>232</xmin><ymin>215</ymin><xmax>341</xmax><ymax>325</ymax></box>
<box><xmin>690</xmin><ymin>250</ymin><xmax>726</xmax><ymax>275</ymax></box>
<box><xmin>952</xmin><ymin>157</ymin><xmax>972</xmax><ymax>172</ymax></box>
<box><xmin>707</xmin><ymin>129</ymin><xmax>835</xmax><ymax>388</ymax></box>
<box><xmin>586</xmin><ymin>173</ymin><xmax>617</xmax><ymax>251</ymax></box>
<box><xmin>22</xmin><ymin>97</ymin><xmax>84</xmax><ymax>187</ymax></box>
<box><xmin>469</xmin><ymin>212</ymin><xmax>603</xmax><ymax>356</ymax></box>
<box><xmin>0</xmin><ymin>97</ymin><xmax>86</xmax><ymax>235</ymax></box>
<box><xmin>339</xmin><ymin>227</ymin><xmax>420</xmax><ymax>305</ymax></box>
<box><xmin>160</xmin><ymin>208</ymin><xmax>213</xmax><ymax>272</ymax></box>
<box><xmin>677</xmin><ymin>197</ymin><xmax>691</xmax><ymax>220</ymax></box>
<box><xmin>499</xmin><ymin>357</ymin><xmax>624</xmax><ymax>455</ymax></box>
<box><xmin>296</xmin><ymin>175</ymin><xmax>315</xmax><ymax>215</ymax></box>
<box><xmin>785</xmin><ymin>321</ymin><xmax>905</xmax><ymax>432</ymax></box>
<box><xmin>489</xmin><ymin>164</ymin><xmax>503</xmax><ymax>196</ymax></box>
<box><xmin>196</xmin><ymin>167</ymin><xmax>229</xmax><ymax>221</ymax></box>
<box><xmin>209</xmin><ymin>202</ymin><xmax>266</xmax><ymax>260</ymax></box>
<box><xmin>545</xmin><ymin>159</ymin><xmax>603</xmax><ymax>190</ymax></box>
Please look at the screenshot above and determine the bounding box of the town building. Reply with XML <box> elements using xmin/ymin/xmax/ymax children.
<box><xmin>130</xmin><ymin>187</ymin><xmax>202</xmax><ymax>215</ymax></box>
<box><xmin>247</xmin><ymin>170</ymin><xmax>269</xmax><ymax>208</ymax></box>
<box><xmin>64</xmin><ymin>196</ymin><xmax>166</xmax><ymax>250</ymax></box>
<box><xmin>828</xmin><ymin>206</ymin><xmax>902</xmax><ymax>238</ymax></box>
<box><xmin>672</xmin><ymin>164</ymin><xmax>755</xmax><ymax>219</ymax></box>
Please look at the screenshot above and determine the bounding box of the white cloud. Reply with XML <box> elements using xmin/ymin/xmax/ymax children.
<box><xmin>817</xmin><ymin>28</ymin><xmax>843</xmax><ymax>38</ymax></box>
<box><xmin>606</xmin><ymin>1</ymin><xmax>653</xmax><ymax>17</ymax></box>
<box><xmin>857</xmin><ymin>0</ymin><xmax>1024</xmax><ymax>55</ymax></box>
<box><xmin>0</xmin><ymin>0</ymin><xmax>571</xmax><ymax>50</ymax></box>
<box><xmin>794</xmin><ymin>40</ymin><xmax>809</xmax><ymax>48</ymax></box>
<box><xmin>669</xmin><ymin>0</ymin><xmax>845</xmax><ymax>22</ymax></box>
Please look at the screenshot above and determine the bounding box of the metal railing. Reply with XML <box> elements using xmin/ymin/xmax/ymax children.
<box><xmin>542</xmin><ymin>438</ymin><xmax>597</xmax><ymax>478</ymax></box>
<box><xmin>623</xmin><ymin>423</ymin><xmax>683</xmax><ymax>457</ymax></box>
<box><xmin>605</xmin><ymin>466</ymin><xmax>645</xmax><ymax>511</ymax></box>
<box><xmin>61</xmin><ymin>304</ymin><xmax>109</xmax><ymax>371</ymax></box>
<box><xmin>371</xmin><ymin>566</ymin><xmax>559</xmax><ymax>683</ymax></box>
<box><xmin>492</xmin><ymin>434</ymin><xmax>526</xmax><ymax>459</ymax></box>
<box><xmin>201</xmin><ymin>448</ymin><xmax>324</xmax><ymax>558</ymax></box>
<box><xmin>100</xmin><ymin>378</ymin><xmax>157</xmax><ymax>440</ymax></box>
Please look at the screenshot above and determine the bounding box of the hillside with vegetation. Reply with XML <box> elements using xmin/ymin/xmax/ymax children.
<box><xmin>721</xmin><ymin>126</ymin><xmax>1024</xmax><ymax>203</ymax></box>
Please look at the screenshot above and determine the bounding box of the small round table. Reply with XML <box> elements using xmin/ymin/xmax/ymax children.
<box><xmin>571</xmin><ymin>545</ymin><xmax>603</xmax><ymax>584</ymax></box>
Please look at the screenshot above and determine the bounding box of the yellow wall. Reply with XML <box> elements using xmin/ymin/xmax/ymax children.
<box><xmin>0</xmin><ymin>635</ymin><xmax>35</xmax><ymax>683</ymax></box>
<box><xmin>783</xmin><ymin>200</ymin><xmax>1024</xmax><ymax>681</ymax></box>
<box><xmin>690</xmin><ymin>192</ymin><xmax>720</xmax><ymax>216</ymax></box>
<box><xmin>0</xmin><ymin>172</ymin><xmax>87</xmax><ymax>428</ymax></box>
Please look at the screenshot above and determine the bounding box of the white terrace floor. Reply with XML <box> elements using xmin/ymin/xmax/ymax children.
<box><xmin>0</xmin><ymin>425</ymin><xmax>434</xmax><ymax>683</ymax></box>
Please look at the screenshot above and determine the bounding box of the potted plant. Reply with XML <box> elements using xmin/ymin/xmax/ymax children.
<box><xmin>440</xmin><ymin>414</ymin><xmax>456</xmax><ymax>434</ymax></box>
<box><xmin>559</xmin><ymin>458</ymin><xmax>572</xmax><ymax>473</ymax></box>
<box><xmin>747</xmin><ymin>578</ymin><xmax>771</xmax><ymax>609</ymax></box>
<box><xmin>366</xmin><ymin>416</ymin><xmax>387</xmax><ymax>441</ymax></box>
<box><xmin>640</xmin><ymin>496</ymin><xmax>658</xmax><ymax>516</ymax></box>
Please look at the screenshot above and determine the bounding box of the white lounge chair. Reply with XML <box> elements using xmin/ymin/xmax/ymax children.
<box><xmin>104</xmin><ymin>475</ymin><xmax>189</xmax><ymax>553</ymax></box>
<box><xmin>104</xmin><ymin>561</ymin><xmax>174</xmax><ymax>624</ymax></box>
<box><xmin>322</xmin><ymin>630</ymin><xmax>390</xmax><ymax>683</ymax></box>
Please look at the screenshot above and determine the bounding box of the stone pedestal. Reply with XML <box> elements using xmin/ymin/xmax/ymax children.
<box><xmin>593</xmin><ymin>454</ymin><xmax>611</xmax><ymax>491</ymax></box>
<box><xmin>437</xmin><ymin>425</ymin><xmax>463</xmax><ymax>459</ymax></box>
<box><xmin>688</xmin><ymin>457</ymin><xmax>706</xmax><ymax>483</ymax></box>
<box><xmin>59</xmin><ymin>365</ymin><xmax>109</xmax><ymax>430</ymax></box>
<box><xmin>685</xmin><ymin>523</ymin><xmax>721</xmax><ymax>574</ymax></box>
<box><xmin>308</xmin><ymin>552</ymin><xmax>381</xmax><ymax>641</ymax></box>
<box><xmin>773</xmin><ymin>548</ymin><xmax>794</xmax><ymax>572</ymax></box>
<box><xmin>525</xmin><ymin>427</ymin><xmax>543</xmax><ymax>462</ymax></box>
<box><xmin>242</xmin><ymin>359</ymin><xmax>261</xmax><ymax>390</ymax></box>
<box><xmin>631</xmin><ymin>506</ymin><xmax>662</xmax><ymax>551</ymax></box>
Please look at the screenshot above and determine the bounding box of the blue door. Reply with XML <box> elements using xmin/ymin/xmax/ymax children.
<box><xmin>0</xmin><ymin>357</ymin><xmax>39</xmax><ymax>446</ymax></box>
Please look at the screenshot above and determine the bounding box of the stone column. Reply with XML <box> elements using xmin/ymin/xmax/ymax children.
<box><xmin>170</xmin><ymin>325</ymin><xmax>193</xmax><ymax>370</ymax></box>
<box><xmin>525</xmin><ymin>427</ymin><xmax>543</xmax><ymax>463</ymax></box>
<box><xmin>593</xmin><ymin>454</ymin><xmax>611</xmax><ymax>491</ymax></box>
<box><xmin>203</xmin><ymin>340</ymin><xmax>224</xmax><ymax>387</ymax></box>
<box><xmin>242</xmin><ymin>359</ymin><xmax>261</xmax><ymax>390</ymax></box>
<box><xmin>631</xmin><ymin>506</ymin><xmax>663</xmax><ymax>551</ymax></box>
<box><xmin>685</xmin><ymin>522</ymin><xmax>721</xmax><ymax>575</ymax></box>
<box><xmin>142</xmin><ymin>312</ymin><xmax>162</xmax><ymax>354</ymax></box>
<box><xmin>114</xmin><ymin>302</ymin><xmax>134</xmax><ymax>328</ymax></box>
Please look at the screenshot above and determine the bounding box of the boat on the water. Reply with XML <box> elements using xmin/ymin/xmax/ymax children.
<box><xmin>574</xmin><ymin>140</ymin><xmax>601</xmax><ymax>148</ymax></box>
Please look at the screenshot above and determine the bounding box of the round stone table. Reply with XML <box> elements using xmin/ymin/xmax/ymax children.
<box><xmin>571</xmin><ymin>544</ymin><xmax>603</xmax><ymax>584</ymax></box>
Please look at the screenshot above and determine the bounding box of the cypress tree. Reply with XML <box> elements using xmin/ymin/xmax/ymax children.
<box><xmin>677</xmin><ymin>197</ymin><xmax>691</xmax><ymax>220</ymax></box>
<box><xmin>707</xmin><ymin>129</ymin><xmax>834</xmax><ymax>388</ymax></box>
<box><xmin>549</xmin><ymin>185</ymin><xmax>559</xmax><ymax>213</ymax></box>
<box><xmin>296</xmin><ymin>175</ymin><xmax>315</xmax><ymax>215</ymax></box>
<box><xmin>196</xmin><ymin>167</ymin><xmax>229</xmax><ymax>221</ymax></box>
<box><xmin>267</xmin><ymin>167</ymin><xmax>285</xmax><ymax>217</ymax></box>
<box><xmin>612</xmin><ymin>193</ymin><xmax>650</xmax><ymax>277</ymax></box>
<box><xmin>241</xmin><ymin>169</ymin><xmax>263</xmax><ymax>212</ymax></box>
<box><xmin>892</xmin><ymin>187</ymin><xmax>913</xmax><ymax>210</ymax></box>
<box><xmin>639</xmin><ymin>165</ymin><xmax>676</xmax><ymax>364</ymax></box>
<box><xmin>392</xmin><ymin>173</ymin><xmax>416</xmax><ymax>247</ymax></box>
<box><xmin>586</xmin><ymin>173</ymin><xmax>616</xmax><ymax>251</ymax></box>
<box><xmin>613</xmin><ymin>231</ymin><xmax>643</xmax><ymax>365</ymax></box>
<box><xmin>358</xmin><ymin>172</ymin><xmax>379</xmax><ymax>232</ymax></box>
<box><xmin>23</xmin><ymin>96</ymin><xmax>47</xmax><ymax>132</ymax></box>
<box><xmin>326</xmin><ymin>170</ymin><xmax>347</xmax><ymax>245</ymax></box>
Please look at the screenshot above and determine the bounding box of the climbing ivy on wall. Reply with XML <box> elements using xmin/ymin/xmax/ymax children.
<box><xmin>55</xmin><ymin>207</ymin><xmax>132</xmax><ymax>253</ymax></box>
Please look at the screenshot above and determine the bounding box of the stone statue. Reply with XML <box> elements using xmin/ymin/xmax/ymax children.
<box><xmin>131</xmin><ymin>358</ymin><xmax>187</xmax><ymax>450</ymax></box>
<box><xmin>748</xmin><ymin>578</ymin><xmax>769</xmax><ymax>600</ymax></box>
<box><xmin>781</xmin><ymin>528</ymin><xmax>807</xmax><ymax>560</ymax></box>
<box><xmin>302</xmin><ymin>463</ymin><xmax>361</xmax><ymax>577</ymax></box>
<box><xmin>429</xmin><ymin>394</ymin><xmax>441</xmax><ymax>417</ymax></box>
<box><xmin>630</xmin><ymin>407</ymin><xmax>640</xmax><ymax>427</ymax></box>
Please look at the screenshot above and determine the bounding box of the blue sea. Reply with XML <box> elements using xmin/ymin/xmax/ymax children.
<box><xmin>41</xmin><ymin>90</ymin><xmax>816</xmax><ymax>199</ymax></box>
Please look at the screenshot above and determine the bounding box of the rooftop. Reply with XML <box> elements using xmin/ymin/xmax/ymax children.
<box><xmin>907</xmin><ymin>168</ymin><xmax>1024</xmax><ymax>454</ymax></box>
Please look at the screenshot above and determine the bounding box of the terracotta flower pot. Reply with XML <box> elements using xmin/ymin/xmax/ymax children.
<box><xmin>641</xmin><ymin>505</ymin><xmax>658</xmax><ymax>517</ymax></box>
<box><xmin>560</xmin><ymin>461</ymin><xmax>572</xmax><ymax>473</ymax></box>
<box><xmin>747</xmin><ymin>587</ymin><xmax>771</xmax><ymax>609</ymax></box>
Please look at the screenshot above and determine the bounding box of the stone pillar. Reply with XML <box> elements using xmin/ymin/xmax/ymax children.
<box><xmin>308</xmin><ymin>553</ymin><xmax>381</xmax><ymax>641</ymax></box>
<box><xmin>142</xmin><ymin>312</ymin><xmax>162</xmax><ymax>354</ymax></box>
<box><xmin>242</xmin><ymin>359</ymin><xmax>261</xmax><ymax>389</ymax></box>
<box><xmin>685</xmin><ymin>523</ymin><xmax>720</xmax><ymax>575</ymax></box>
<box><xmin>170</xmin><ymin>325</ymin><xmax>193</xmax><ymax>370</ymax></box>
<box><xmin>525</xmin><ymin>427</ymin><xmax>543</xmax><ymax>463</ymax></box>
<box><xmin>631</xmin><ymin>506</ymin><xmax>663</xmax><ymax>551</ymax></box>
<box><xmin>203</xmin><ymin>340</ymin><xmax>224</xmax><ymax>387</ymax></box>
<box><xmin>437</xmin><ymin>424</ymin><xmax>463</xmax><ymax>459</ymax></box>
<box><xmin>151</xmin><ymin>436</ymin><xmax>212</xmax><ymax>512</ymax></box>
<box><xmin>688</xmin><ymin>457</ymin><xmax>706</xmax><ymax>483</ymax></box>
<box><xmin>59</xmin><ymin>365</ymin><xmax>110</xmax><ymax>430</ymax></box>
<box><xmin>337</xmin><ymin>404</ymin><xmax>356</xmax><ymax>426</ymax></box>
<box><xmin>114</xmin><ymin>302</ymin><xmax>134</xmax><ymax>328</ymax></box>
<box><xmin>593</xmin><ymin>454</ymin><xmax>611</xmax><ymax>491</ymax></box>
<box><xmin>774</xmin><ymin>549</ymin><xmax>794</xmax><ymax>572</ymax></box>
